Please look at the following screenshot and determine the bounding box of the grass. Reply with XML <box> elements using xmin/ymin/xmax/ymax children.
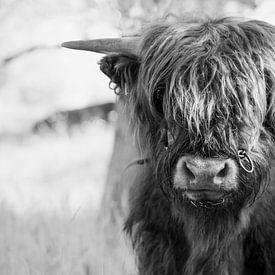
<box><xmin>0</xmin><ymin>120</ymin><xmax>118</xmax><ymax>275</ymax></box>
<box><xmin>0</xmin><ymin>207</ymin><xmax>98</xmax><ymax>275</ymax></box>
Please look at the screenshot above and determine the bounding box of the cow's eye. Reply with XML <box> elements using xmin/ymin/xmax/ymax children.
<box><xmin>160</xmin><ymin>128</ymin><xmax>175</xmax><ymax>149</ymax></box>
<box><xmin>167</xmin><ymin>130</ymin><xmax>174</xmax><ymax>146</ymax></box>
<box><xmin>153</xmin><ymin>85</ymin><xmax>165</xmax><ymax>115</ymax></box>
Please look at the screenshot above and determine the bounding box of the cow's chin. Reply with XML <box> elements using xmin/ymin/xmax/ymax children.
<box><xmin>171</xmin><ymin>187</ymin><xmax>243</xmax><ymax>214</ymax></box>
<box><xmin>182</xmin><ymin>189</ymin><xmax>232</xmax><ymax>209</ymax></box>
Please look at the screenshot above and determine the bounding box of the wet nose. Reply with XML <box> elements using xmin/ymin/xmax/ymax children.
<box><xmin>174</xmin><ymin>156</ymin><xmax>238</xmax><ymax>191</ymax></box>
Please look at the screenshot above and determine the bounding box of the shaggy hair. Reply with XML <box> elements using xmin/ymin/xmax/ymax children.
<box><xmin>100</xmin><ymin>17</ymin><xmax>275</xmax><ymax>275</ymax></box>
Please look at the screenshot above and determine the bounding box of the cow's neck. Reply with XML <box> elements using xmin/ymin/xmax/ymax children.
<box><xmin>181</xmin><ymin>208</ymin><xmax>251</xmax><ymax>275</ymax></box>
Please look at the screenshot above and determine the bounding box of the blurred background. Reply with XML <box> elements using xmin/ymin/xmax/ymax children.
<box><xmin>1</xmin><ymin>0</ymin><xmax>275</xmax><ymax>274</ymax></box>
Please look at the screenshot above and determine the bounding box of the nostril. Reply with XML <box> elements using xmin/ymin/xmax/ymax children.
<box><xmin>183</xmin><ymin>163</ymin><xmax>196</xmax><ymax>181</ymax></box>
<box><xmin>216</xmin><ymin>163</ymin><xmax>229</xmax><ymax>178</ymax></box>
<box><xmin>174</xmin><ymin>157</ymin><xmax>238</xmax><ymax>191</ymax></box>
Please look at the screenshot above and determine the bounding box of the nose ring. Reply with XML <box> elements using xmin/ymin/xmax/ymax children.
<box><xmin>238</xmin><ymin>149</ymin><xmax>254</xmax><ymax>173</ymax></box>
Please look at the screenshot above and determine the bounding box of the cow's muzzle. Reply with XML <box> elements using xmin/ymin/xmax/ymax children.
<box><xmin>173</xmin><ymin>156</ymin><xmax>238</xmax><ymax>206</ymax></box>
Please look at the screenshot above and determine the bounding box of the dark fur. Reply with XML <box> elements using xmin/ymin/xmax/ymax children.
<box><xmin>100</xmin><ymin>17</ymin><xmax>275</xmax><ymax>275</ymax></box>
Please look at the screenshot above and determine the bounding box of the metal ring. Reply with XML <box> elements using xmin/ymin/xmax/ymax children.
<box><xmin>190</xmin><ymin>200</ymin><xmax>198</xmax><ymax>208</ymax></box>
<box><xmin>189</xmin><ymin>198</ymin><xmax>225</xmax><ymax>208</ymax></box>
<box><xmin>238</xmin><ymin>149</ymin><xmax>254</xmax><ymax>173</ymax></box>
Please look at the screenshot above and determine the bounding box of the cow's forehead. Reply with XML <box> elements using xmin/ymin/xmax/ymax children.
<box><xmin>140</xmin><ymin>18</ymin><xmax>275</xmax><ymax>79</ymax></box>
<box><xmin>141</xmin><ymin>18</ymin><xmax>275</xmax><ymax>50</ymax></box>
<box><xmin>138</xmin><ymin>19</ymin><xmax>273</xmax><ymax>131</ymax></box>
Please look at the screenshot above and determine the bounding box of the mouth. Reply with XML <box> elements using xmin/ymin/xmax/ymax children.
<box><xmin>183</xmin><ymin>189</ymin><xmax>232</xmax><ymax>208</ymax></box>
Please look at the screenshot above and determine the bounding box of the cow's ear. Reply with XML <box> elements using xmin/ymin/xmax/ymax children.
<box><xmin>99</xmin><ymin>54</ymin><xmax>139</xmax><ymax>95</ymax></box>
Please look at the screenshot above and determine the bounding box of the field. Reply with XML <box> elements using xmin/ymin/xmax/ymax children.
<box><xmin>0</xmin><ymin>121</ymin><xmax>115</xmax><ymax>275</ymax></box>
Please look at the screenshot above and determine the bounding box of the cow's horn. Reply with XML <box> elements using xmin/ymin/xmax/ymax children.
<box><xmin>61</xmin><ymin>37</ymin><xmax>140</xmax><ymax>55</ymax></box>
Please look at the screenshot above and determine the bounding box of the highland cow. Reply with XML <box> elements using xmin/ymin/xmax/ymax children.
<box><xmin>63</xmin><ymin>17</ymin><xmax>275</xmax><ymax>275</ymax></box>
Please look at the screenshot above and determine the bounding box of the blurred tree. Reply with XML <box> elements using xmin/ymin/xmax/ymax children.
<box><xmin>0</xmin><ymin>0</ymin><xmax>118</xmax><ymax>135</ymax></box>
<box><xmin>0</xmin><ymin>45</ymin><xmax>60</xmax><ymax>68</ymax></box>
<box><xmin>112</xmin><ymin>0</ymin><xmax>258</xmax><ymax>32</ymax></box>
<box><xmin>98</xmin><ymin>99</ymin><xmax>139</xmax><ymax>274</ymax></box>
